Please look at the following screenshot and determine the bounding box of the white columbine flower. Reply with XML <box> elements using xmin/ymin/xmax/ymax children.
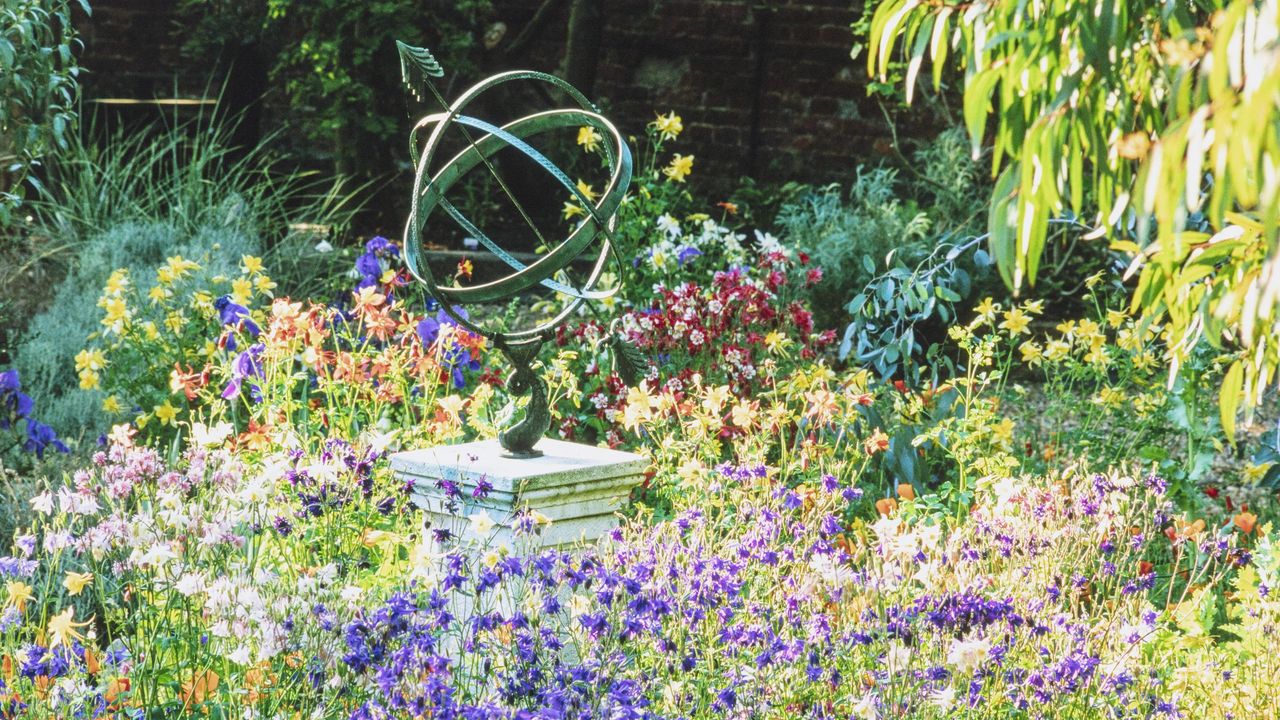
<box><xmin>137</xmin><ymin>542</ymin><xmax>178</xmax><ymax>569</ymax></box>
<box><xmin>30</xmin><ymin>492</ymin><xmax>54</xmax><ymax>515</ymax></box>
<box><xmin>931</xmin><ymin>684</ymin><xmax>956</xmax><ymax>710</ymax></box>
<box><xmin>468</xmin><ymin>510</ymin><xmax>496</xmax><ymax>537</ymax></box>
<box><xmin>946</xmin><ymin>635</ymin><xmax>992</xmax><ymax>675</ymax></box>
<box><xmin>568</xmin><ymin>593</ymin><xmax>593</xmax><ymax>618</ymax></box>
<box><xmin>656</xmin><ymin>213</ymin><xmax>682</xmax><ymax>239</ymax></box>
<box><xmin>175</xmin><ymin>572</ymin><xmax>206</xmax><ymax>597</ymax></box>
<box><xmin>191</xmin><ymin>421</ymin><xmax>234</xmax><ymax>448</ymax></box>
<box><xmin>851</xmin><ymin>691</ymin><xmax>879</xmax><ymax>720</ymax></box>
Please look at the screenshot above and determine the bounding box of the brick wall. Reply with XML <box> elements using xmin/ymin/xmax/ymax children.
<box><xmin>74</xmin><ymin>0</ymin><xmax>943</xmax><ymax>191</ymax></box>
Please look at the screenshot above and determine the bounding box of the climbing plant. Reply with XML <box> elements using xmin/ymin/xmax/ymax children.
<box><xmin>865</xmin><ymin>0</ymin><xmax>1280</xmax><ymax>435</ymax></box>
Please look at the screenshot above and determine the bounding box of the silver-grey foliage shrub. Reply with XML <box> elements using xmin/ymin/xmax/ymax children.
<box><xmin>14</xmin><ymin>212</ymin><xmax>258</xmax><ymax>440</ymax></box>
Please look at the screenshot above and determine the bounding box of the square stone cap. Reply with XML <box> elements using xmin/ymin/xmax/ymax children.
<box><xmin>389</xmin><ymin>438</ymin><xmax>648</xmax><ymax>493</ymax></box>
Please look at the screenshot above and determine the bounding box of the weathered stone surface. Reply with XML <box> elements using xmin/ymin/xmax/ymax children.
<box><xmin>390</xmin><ymin>439</ymin><xmax>646</xmax><ymax>549</ymax></box>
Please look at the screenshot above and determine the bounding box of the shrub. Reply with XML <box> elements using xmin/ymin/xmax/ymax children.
<box><xmin>776</xmin><ymin>169</ymin><xmax>931</xmax><ymax>332</ymax></box>
<box><xmin>14</xmin><ymin>221</ymin><xmax>258</xmax><ymax>441</ymax></box>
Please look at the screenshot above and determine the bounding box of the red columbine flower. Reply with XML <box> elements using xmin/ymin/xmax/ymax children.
<box><xmin>456</xmin><ymin>258</ymin><xmax>474</xmax><ymax>281</ymax></box>
<box><xmin>864</xmin><ymin>429</ymin><xmax>890</xmax><ymax>455</ymax></box>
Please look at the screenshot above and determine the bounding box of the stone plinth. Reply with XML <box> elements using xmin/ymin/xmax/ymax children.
<box><xmin>389</xmin><ymin>438</ymin><xmax>647</xmax><ymax>549</ymax></box>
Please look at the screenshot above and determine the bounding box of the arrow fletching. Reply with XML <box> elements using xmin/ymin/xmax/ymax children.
<box><xmin>397</xmin><ymin>41</ymin><xmax>445</xmax><ymax>101</ymax></box>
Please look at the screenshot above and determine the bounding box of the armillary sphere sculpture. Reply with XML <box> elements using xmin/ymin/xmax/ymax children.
<box><xmin>396</xmin><ymin>42</ymin><xmax>644</xmax><ymax>458</ymax></box>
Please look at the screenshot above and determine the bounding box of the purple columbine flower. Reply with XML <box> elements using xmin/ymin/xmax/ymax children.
<box><xmin>214</xmin><ymin>295</ymin><xmax>261</xmax><ymax>337</ymax></box>
<box><xmin>222</xmin><ymin>343</ymin><xmax>265</xmax><ymax>402</ymax></box>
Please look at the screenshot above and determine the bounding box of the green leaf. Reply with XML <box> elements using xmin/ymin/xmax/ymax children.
<box><xmin>1219</xmin><ymin>360</ymin><xmax>1243</xmax><ymax>444</ymax></box>
<box><xmin>987</xmin><ymin>166</ymin><xmax>1020</xmax><ymax>289</ymax></box>
<box><xmin>964</xmin><ymin>68</ymin><xmax>1003</xmax><ymax>158</ymax></box>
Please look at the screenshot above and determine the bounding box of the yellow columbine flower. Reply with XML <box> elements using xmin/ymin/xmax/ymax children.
<box><xmin>701</xmin><ymin>385</ymin><xmax>731</xmax><ymax>415</ymax></box>
<box><xmin>576</xmin><ymin>126</ymin><xmax>603</xmax><ymax>153</ymax></box>
<box><xmin>165</xmin><ymin>255</ymin><xmax>200</xmax><ymax>280</ymax></box>
<box><xmin>102</xmin><ymin>395</ymin><xmax>124</xmax><ymax>414</ymax></box>
<box><xmin>154</xmin><ymin>401</ymin><xmax>179</xmax><ymax>426</ymax></box>
<box><xmin>78</xmin><ymin>370</ymin><xmax>100</xmax><ymax>390</ymax></box>
<box><xmin>63</xmin><ymin>572</ymin><xmax>93</xmax><ymax>596</ymax></box>
<box><xmin>1095</xmin><ymin>387</ymin><xmax>1125</xmax><ymax>409</ymax></box>
<box><xmin>1021</xmin><ymin>299</ymin><xmax>1045</xmax><ymax>315</ymax></box>
<box><xmin>156</xmin><ymin>266</ymin><xmax>176</xmax><ymax>285</ymax></box>
<box><xmin>991</xmin><ymin>418</ymin><xmax>1015</xmax><ymax>445</ymax></box>
<box><xmin>143</xmin><ymin>321</ymin><xmax>161</xmax><ymax>341</ymax></box>
<box><xmin>1132</xmin><ymin>350</ymin><xmax>1158</xmax><ymax>372</ymax></box>
<box><xmin>1084</xmin><ymin>344</ymin><xmax>1109</xmax><ymax>367</ymax></box>
<box><xmin>191</xmin><ymin>291</ymin><xmax>213</xmax><ymax>309</ymax></box>
<box><xmin>563</xmin><ymin>202</ymin><xmax>586</xmax><ymax>221</ymax></box>
<box><xmin>75</xmin><ymin>349</ymin><xmax>107</xmax><ymax>373</ymax></box>
<box><xmin>999</xmin><ymin>308</ymin><xmax>1031</xmax><ymax>335</ymax></box>
<box><xmin>99</xmin><ymin>296</ymin><xmax>130</xmax><ymax>334</ymax></box>
<box><xmin>652</xmin><ymin>111</ymin><xmax>683</xmax><ymax>141</ymax></box>
<box><xmin>663</xmin><ymin>154</ymin><xmax>694</xmax><ymax>183</ymax></box>
<box><xmin>104</xmin><ymin>269</ymin><xmax>129</xmax><ymax>296</ymax></box>
<box><xmin>164</xmin><ymin>311</ymin><xmax>186</xmax><ymax>334</ymax></box>
<box><xmin>575</xmin><ymin>179</ymin><xmax>598</xmax><ymax>204</ymax></box>
<box><xmin>254</xmin><ymin>274</ymin><xmax>277</xmax><ymax>296</ymax></box>
<box><xmin>241</xmin><ymin>255</ymin><xmax>265</xmax><ymax>275</ymax></box>
<box><xmin>1075</xmin><ymin>318</ymin><xmax>1101</xmax><ymax>339</ymax></box>
<box><xmin>231</xmin><ymin>277</ymin><xmax>253</xmax><ymax>305</ymax></box>
<box><xmin>1018</xmin><ymin>341</ymin><xmax>1043</xmax><ymax>366</ymax></box>
<box><xmin>1084</xmin><ymin>271</ymin><xmax>1106</xmax><ymax>289</ymax></box>
<box><xmin>437</xmin><ymin>395</ymin><xmax>466</xmax><ymax>423</ymax></box>
<box><xmin>47</xmin><ymin>607</ymin><xmax>92</xmax><ymax>649</ymax></box>
<box><xmin>148</xmin><ymin>285</ymin><xmax>170</xmax><ymax>304</ymax></box>
<box><xmin>764</xmin><ymin>330</ymin><xmax>790</xmax><ymax>355</ymax></box>
<box><xmin>6</xmin><ymin>581</ymin><xmax>33</xmax><ymax>613</ymax></box>
<box><xmin>974</xmin><ymin>297</ymin><xmax>998</xmax><ymax>321</ymax></box>
<box><xmin>1044</xmin><ymin>339</ymin><xmax>1071</xmax><ymax>362</ymax></box>
<box><xmin>1106</xmin><ymin>309</ymin><xmax>1128</xmax><ymax>328</ymax></box>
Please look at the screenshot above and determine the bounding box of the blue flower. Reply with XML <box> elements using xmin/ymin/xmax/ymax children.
<box><xmin>222</xmin><ymin>343</ymin><xmax>265</xmax><ymax>401</ymax></box>
<box><xmin>676</xmin><ymin>246</ymin><xmax>703</xmax><ymax>266</ymax></box>
<box><xmin>23</xmin><ymin>420</ymin><xmax>68</xmax><ymax>458</ymax></box>
<box><xmin>214</xmin><ymin>295</ymin><xmax>261</xmax><ymax>337</ymax></box>
<box><xmin>0</xmin><ymin>370</ymin><xmax>33</xmax><ymax>430</ymax></box>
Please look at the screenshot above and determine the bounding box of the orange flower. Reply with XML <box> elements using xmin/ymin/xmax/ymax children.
<box><xmin>181</xmin><ymin>669</ymin><xmax>220</xmax><ymax>709</ymax></box>
<box><xmin>105</xmin><ymin>677</ymin><xmax>130</xmax><ymax>706</ymax></box>
<box><xmin>1234</xmin><ymin>511</ymin><xmax>1258</xmax><ymax>535</ymax></box>
<box><xmin>716</xmin><ymin>201</ymin><xmax>739</xmax><ymax>215</ymax></box>
<box><xmin>352</xmin><ymin>286</ymin><xmax>386</xmax><ymax>316</ymax></box>
<box><xmin>897</xmin><ymin>483</ymin><xmax>916</xmax><ymax>501</ymax></box>
<box><xmin>1164</xmin><ymin>517</ymin><xmax>1206</xmax><ymax>543</ymax></box>
<box><xmin>236</xmin><ymin>419</ymin><xmax>274</xmax><ymax>453</ymax></box>
<box><xmin>84</xmin><ymin>647</ymin><xmax>101</xmax><ymax>675</ymax></box>
<box><xmin>864</xmin><ymin>429</ymin><xmax>890</xmax><ymax>455</ymax></box>
<box><xmin>875</xmin><ymin>497</ymin><xmax>898</xmax><ymax>516</ymax></box>
<box><xmin>168</xmin><ymin>362</ymin><xmax>211</xmax><ymax>401</ymax></box>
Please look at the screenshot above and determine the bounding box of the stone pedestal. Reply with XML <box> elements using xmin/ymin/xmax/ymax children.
<box><xmin>388</xmin><ymin>438</ymin><xmax>647</xmax><ymax>549</ymax></box>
